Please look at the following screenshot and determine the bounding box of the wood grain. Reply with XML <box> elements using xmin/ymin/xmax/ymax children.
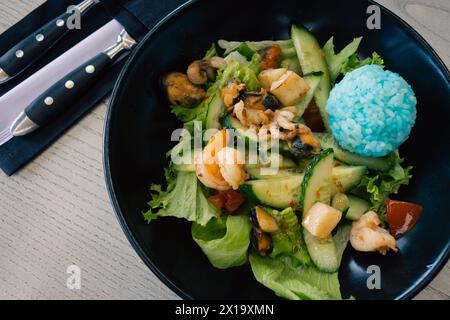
<box><xmin>0</xmin><ymin>0</ymin><xmax>448</xmax><ymax>300</ymax></box>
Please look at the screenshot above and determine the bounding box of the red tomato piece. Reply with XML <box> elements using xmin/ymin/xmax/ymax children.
<box><xmin>208</xmin><ymin>193</ymin><xmax>226</xmax><ymax>210</ymax></box>
<box><xmin>386</xmin><ymin>200</ymin><xmax>423</xmax><ymax>238</ymax></box>
<box><xmin>224</xmin><ymin>190</ymin><xmax>245</xmax><ymax>214</ymax></box>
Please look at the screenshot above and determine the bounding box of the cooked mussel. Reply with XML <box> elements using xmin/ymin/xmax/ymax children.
<box><xmin>233</xmin><ymin>90</ymin><xmax>280</xmax><ymax>111</ymax></box>
<box><xmin>259</xmin><ymin>45</ymin><xmax>282</xmax><ymax>71</ymax></box>
<box><xmin>162</xmin><ymin>72</ymin><xmax>206</xmax><ymax>107</ymax></box>
<box><xmin>261</xmin><ymin>94</ymin><xmax>280</xmax><ymax>110</ymax></box>
<box><xmin>287</xmin><ymin>134</ymin><xmax>320</xmax><ymax>160</ymax></box>
<box><xmin>251</xmin><ymin>228</ymin><xmax>272</xmax><ymax>256</ymax></box>
<box><xmin>187</xmin><ymin>57</ymin><xmax>228</xmax><ymax>85</ymax></box>
<box><xmin>250</xmin><ymin>206</ymin><xmax>279</xmax><ymax>232</ymax></box>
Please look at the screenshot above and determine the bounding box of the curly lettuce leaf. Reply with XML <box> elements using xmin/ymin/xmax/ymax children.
<box><xmin>192</xmin><ymin>215</ymin><xmax>251</xmax><ymax>269</ymax></box>
<box><xmin>171</xmin><ymin>101</ymin><xmax>208</xmax><ymax>123</ymax></box>
<box><xmin>144</xmin><ymin>171</ymin><xmax>218</xmax><ymax>226</ymax></box>
<box><xmin>352</xmin><ymin>159</ymin><xmax>413</xmax><ymax>220</ymax></box>
<box><xmin>213</xmin><ymin>57</ymin><xmax>261</xmax><ymax>92</ymax></box>
<box><xmin>249</xmin><ymin>254</ymin><xmax>342</xmax><ymax>300</ymax></box>
<box><xmin>341</xmin><ymin>52</ymin><xmax>384</xmax><ymax>74</ymax></box>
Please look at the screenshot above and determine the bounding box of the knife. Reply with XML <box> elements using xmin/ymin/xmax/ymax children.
<box><xmin>10</xmin><ymin>29</ymin><xmax>136</xmax><ymax>136</ymax></box>
<box><xmin>0</xmin><ymin>0</ymin><xmax>99</xmax><ymax>85</ymax></box>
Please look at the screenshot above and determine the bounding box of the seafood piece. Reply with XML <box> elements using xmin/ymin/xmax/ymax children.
<box><xmin>259</xmin><ymin>45</ymin><xmax>282</xmax><ymax>71</ymax></box>
<box><xmin>187</xmin><ymin>57</ymin><xmax>228</xmax><ymax>85</ymax></box>
<box><xmin>162</xmin><ymin>72</ymin><xmax>205</xmax><ymax>107</ymax></box>
<box><xmin>350</xmin><ymin>211</ymin><xmax>398</xmax><ymax>255</ymax></box>
<box><xmin>216</xmin><ymin>147</ymin><xmax>248</xmax><ymax>190</ymax></box>
<box><xmin>270</xmin><ymin>70</ymin><xmax>310</xmax><ymax>106</ymax></box>
<box><xmin>250</xmin><ymin>206</ymin><xmax>279</xmax><ymax>233</ymax></box>
<box><xmin>196</xmin><ymin>130</ymin><xmax>231</xmax><ymax>190</ymax></box>
<box><xmin>222</xmin><ymin>80</ymin><xmax>246</xmax><ymax>108</ymax></box>
<box><xmin>258</xmin><ymin>68</ymin><xmax>288</xmax><ymax>90</ymax></box>
<box><xmin>251</xmin><ymin>228</ymin><xmax>272</xmax><ymax>256</ymax></box>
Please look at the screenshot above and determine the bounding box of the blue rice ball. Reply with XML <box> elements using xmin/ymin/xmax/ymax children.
<box><xmin>326</xmin><ymin>65</ymin><xmax>417</xmax><ymax>157</ymax></box>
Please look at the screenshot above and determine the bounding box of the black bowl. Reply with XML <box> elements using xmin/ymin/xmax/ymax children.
<box><xmin>104</xmin><ymin>0</ymin><xmax>450</xmax><ymax>299</ymax></box>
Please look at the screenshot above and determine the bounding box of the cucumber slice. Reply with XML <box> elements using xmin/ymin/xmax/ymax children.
<box><xmin>315</xmin><ymin>133</ymin><xmax>396</xmax><ymax>172</ymax></box>
<box><xmin>246</xmin><ymin>153</ymin><xmax>297</xmax><ymax>170</ymax></box>
<box><xmin>291</xmin><ymin>25</ymin><xmax>332</xmax><ymax>131</ymax></box>
<box><xmin>246</xmin><ymin>167</ymin><xmax>299</xmax><ymax>179</ymax></box>
<box><xmin>294</xmin><ymin>71</ymin><xmax>323</xmax><ymax>120</ymax></box>
<box><xmin>301</xmin><ymin>149</ymin><xmax>334</xmax><ymax>216</ymax></box>
<box><xmin>206</xmin><ymin>93</ymin><xmax>225</xmax><ymax>129</ymax></box>
<box><xmin>345</xmin><ymin>195</ymin><xmax>371</xmax><ymax>221</ymax></box>
<box><xmin>221</xmin><ymin>115</ymin><xmax>259</xmax><ymax>144</ymax></box>
<box><xmin>303</xmin><ymin>230</ymin><xmax>339</xmax><ymax>272</ymax></box>
<box><xmin>332</xmin><ymin>165</ymin><xmax>367</xmax><ymax>192</ymax></box>
<box><xmin>240</xmin><ymin>175</ymin><xmax>304</xmax><ymax>209</ymax></box>
<box><xmin>303</xmin><ymin>220</ymin><xmax>351</xmax><ymax>272</ymax></box>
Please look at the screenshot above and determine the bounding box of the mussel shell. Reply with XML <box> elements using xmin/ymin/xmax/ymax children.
<box><xmin>262</xmin><ymin>94</ymin><xmax>280</xmax><ymax>110</ymax></box>
<box><xmin>288</xmin><ymin>136</ymin><xmax>316</xmax><ymax>159</ymax></box>
<box><xmin>250</xmin><ymin>207</ymin><xmax>279</xmax><ymax>233</ymax></box>
<box><xmin>251</xmin><ymin>228</ymin><xmax>272</xmax><ymax>256</ymax></box>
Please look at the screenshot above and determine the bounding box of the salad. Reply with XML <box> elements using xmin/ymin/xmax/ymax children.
<box><xmin>144</xmin><ymin>25</ymin><xmax>423</xmax><ymax>300</ymax></box>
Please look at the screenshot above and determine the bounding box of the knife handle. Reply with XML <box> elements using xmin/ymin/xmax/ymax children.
<box><xmin>0</xmin><ymin>11</ymin><xmax>74</xmax><ymax>78</ymax></box>
<box><xmin>0</xmin><ymin>0</ymin><xmax>96</xmax><ymax>80</ymax></box>
<box><xmin>24</xmin><ymin>53</ymin><xmax>112</xmax><ymax>126</ymax></box>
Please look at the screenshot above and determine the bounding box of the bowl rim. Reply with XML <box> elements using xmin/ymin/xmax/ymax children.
<box><xmin>103</xmin><ymin>0</ymin><xmax>450</xmax><ymax>300</ymax></box>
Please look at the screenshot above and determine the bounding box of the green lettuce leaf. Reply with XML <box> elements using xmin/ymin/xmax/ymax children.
<box><xmin>213</xmin><ymin>56</ymin><xmax>261</xmax><ymax>92</ymax></box>
<box><xmin>227</xmin><ymin>42</ymin><xmax>257</xmax><ymax>60</ymax></box>
<box><xmin>341</xmin><ymin>52</ymin><xmax>385</xmax><ymax>74</ymax></box>
<box><xmin>249</xmin><ymin>254</ymin><xmax>342</xmax><ymax>300</ymax></box>
<box><xmin>144</xmin><ymin>171</ymin><xmax>218</xmax><ymax>226</ymax></box>
<box><xmin>171</xmin><ymin>101</ymin><xmax>208</xmax><ymax>123</ymax></box>
<box><xmin>352</xmin><ymin>158</ymin><xmax>413</xmax><ymax>220</ymax></box>
<box><xmin>192</xmin><ymin>215</ymin><xmax>251</xmax><ymax>269</ymax></box>
<box><xmin>267</xmin><ymin>207</ymin><xmax>311</xmax><ymax>266</ymax></box>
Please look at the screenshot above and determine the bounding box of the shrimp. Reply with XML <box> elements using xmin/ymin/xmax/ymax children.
<box><xmin>216</xmin><ymin>147</ymin><xmax>248</xmax><ymax>190</ymax></box>
<box><xmin>195</xmin><ymin>130</ymin><xmax>231</xmax><ymax>191</ymax></box>
<box><xmin>196</xmin><ymin>130</ymin><xmax>248</xmax><ymax>191</ymax></box>
<box><xmin>350</xmin><ymin>211</ymin><xmax>398</xmax><ymax>255</ymax></box>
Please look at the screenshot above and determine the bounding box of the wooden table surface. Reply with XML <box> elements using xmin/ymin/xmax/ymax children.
<box><xmin>0</xmin><ymin>0</ymin><xmax>448</xmax><ymax>300</ymax></box>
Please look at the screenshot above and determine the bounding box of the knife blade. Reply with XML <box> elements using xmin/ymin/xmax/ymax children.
<box><xmin>10</xmin><ymin>29</ymin><xmax>136</xmax><ymax>136</ymax></box>
<box><xmin>0</xmin><ymin>0</ymin><xmax>99</xmax><ymax>85</ymax></box>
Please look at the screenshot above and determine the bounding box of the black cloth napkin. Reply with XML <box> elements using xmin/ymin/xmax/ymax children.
<box><xmin>0</xmin><ymin>0</ymin><xmax>186</xmax><ymax>176</ymax></box>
